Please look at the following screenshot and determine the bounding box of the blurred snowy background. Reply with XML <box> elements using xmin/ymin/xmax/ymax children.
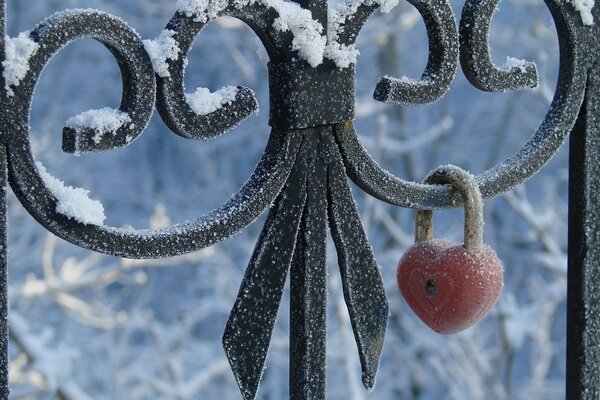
<box><xmin>6</xmin><ymin>0</ymin><xmax>566</xmax><ymax>399</ymax></box>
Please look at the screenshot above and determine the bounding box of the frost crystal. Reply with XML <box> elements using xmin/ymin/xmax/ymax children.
<box><xmin>326</xmin><ymin>0</ymin><xmax>399</xmax><ymax>67</ymax></box>
<box><xmin>177</xmin><ymin>0</ymin><xmax>229</xmax><ymax>22</ymax></box>
<box><xmin>66</xmin><ymin>108</ymin><xmax>131</xmax><ymax>144</ymax></box>
<box><xmin>324</xmin><ymin>42</ymin><xmax>360</xmax><ymax>69</ymax></box>
<box><xmin>272</xmin><ymin>1</ymin><xmax>326</xmax><ymax>67</ymax></box>
<box><xmin>36</xmin><ymin>162</ymin><xmax>106</xmax><ymax>226</ymax></box>
<box><xmin>3</xmin><ymin>31</ymin><xmax>39</xmax><ymax>96</ymax></box>
<box><xmin>143</xmin><ymin>30</ymin><xmax>181</xmax><ymax>78</ymax></box>
<box><xmin>177</xmin><ymin>0</ymin><xmax>328</xmax><ymax>67</ymax></box>
<box><xmin>185</xmin><ymin>86</ymin><xmax>239</xmax><ymax>115</ymax></box>
<box><xmin>567</xmin><ymin>0</ymin><xmax>595</xmax><ymax>25</ymax></box>
<box><xmin>375</xmin><ymin>0</ymin><xmax>399</xmax><ymax>13</ymax></box>
<box><xmin>174</xmin><ymin>0</ymin><xmax>400</xmax><ymax>68</ymax></box>
<box><xmin>503</xmin><ymin>57</ymin><xmax>528</xmax><ymax>73</ymax></box>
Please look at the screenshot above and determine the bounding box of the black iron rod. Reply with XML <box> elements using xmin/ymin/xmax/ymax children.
<box><xmin>0</xmin><ymin>3</ymin><xmax>8</xmax><ymax>390</ymax></box>
<box><xmin>0</xmin><ymin>148</ymin><xmax>8</xmax><ymax>400</ymax></box>
<box><xmin>291</xmin><ymin>0</ymin><xmax>326</xmax><ymax>34</ymax></box>
<box><xmin>290</xmin><ymin>130</ymin><xmax>328</xmax><ymax>399</ymax></box>
<box><xmin>567</xmin><ymin>68</ymin><xmax>600</xmax><ymax>400</ymax></box>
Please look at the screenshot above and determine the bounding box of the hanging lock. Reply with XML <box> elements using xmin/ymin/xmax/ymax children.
<box><xmin>396</xmin><ymin>165</ymin><xmax>503</xmax><ymax>334</ymax></box>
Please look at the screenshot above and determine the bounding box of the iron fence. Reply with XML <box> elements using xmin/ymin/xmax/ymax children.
<box><xmin>0</xmin><ymin>0</ymin><xmax>597</xmax><ymax>398</ymax></box>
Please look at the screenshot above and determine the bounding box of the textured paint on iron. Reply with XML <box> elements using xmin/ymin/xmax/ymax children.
<box><xmin>459</xmin><ymin>0</ymin><xmax>538</xmax><ymax>92</ymax></box>
<box><xmin>567</xmin><ymin>67</ymin><xmax>600</xmax><ymax>400</ymax></box>
<box><xmin>223</xmin><ymin>133</ymin><xmax>309</xmax><ymax>400</ymax></box>
<box><xmin>334</xmin><ymin>0</ymin><xmax>587</xmax><ymax>210</ymax></box>
<box><xmin>0</xmin><ymin>149</ymin><xmax>8</xmax><ymax>400</ymax></box>
<box><xmin>373</xmin><ymin>0</ymin><xmax>459</xmax><ymax>105</ymax></box>
<box><xmin>156</xmin><ymin>9</ymin><xmax>266</xmax><ymax>140</ymax></box>
<box><xmin>9</xmin><ymin>129</ymin><xmax>302</xmax><ymax>258</ymax></box>
<box><xmin>13</xmin><ymin>10</ymin><xmax>157</xmax><ymax>154</ymax></box>
<box><xmin>289</xmin><ymin>129</ymin><xmax>328</xmax><ymax>400</ymax></box>
<box><xmin>0</xmin><ymin>0</ymin><xmax>597</xmax><ymax>398</ymax></box>
<box><xmin>268</xmin><ymin>61</ymin><xmax>355</xmax><ymax>129</ymax></box>
<box><xmin>325</xmin><ymin>132</ymin><xmax>388</xmax><ymax>390</ymax></box>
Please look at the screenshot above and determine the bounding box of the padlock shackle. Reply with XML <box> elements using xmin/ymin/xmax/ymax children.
<box><xmin>415</xmin><ymin>165</ymin><xmax>484</xmax><ymax>252</ymax></box>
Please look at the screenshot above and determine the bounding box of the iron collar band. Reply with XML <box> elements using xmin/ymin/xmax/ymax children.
<box><xmin>268</xmin><ymin>61</ymin><xmax>355</xmax><ymax>129</ymax></box>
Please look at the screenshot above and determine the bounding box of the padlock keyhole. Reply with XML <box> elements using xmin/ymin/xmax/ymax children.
<box><xmin>425</xmin><ymin>279</ymin><xmax>438</xmax><ymax>295</ymax></box>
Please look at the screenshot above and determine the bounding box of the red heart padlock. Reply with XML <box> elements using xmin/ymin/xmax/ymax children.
<box><xmin>397</xmin><ymin>165</ymin><xmax>503</xmax><ymax>334</ymax></box>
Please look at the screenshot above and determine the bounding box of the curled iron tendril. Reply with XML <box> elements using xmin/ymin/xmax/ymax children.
<box><xmin>0</xmin><ymin>0</ymin><xmax>596</xmax><ymax>399</ymax></box>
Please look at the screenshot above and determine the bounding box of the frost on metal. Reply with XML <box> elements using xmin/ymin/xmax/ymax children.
<box><xmin>0</xmin><ymin>0</ymin><xmax>598</xmax><ymax>399</ymax></box>
<box><xmin>186</xmin><ymin>86</ymin><xmax>240</xmax><ymax>115</ymax></box>
<box><xmin>272</xmin><ymin>1</ymin><xmax>326</xmax><ymax>67</ymax></box>
<box><xmin>174</xmin><ymin>0</ymin><xmax>403</xmax><ymax>69</ymax></box>
<box><xmin>66</xmin><ymin>108</ymin><xmax>132</xmax><ymax>144</ymax></box>
<box><xmin>459</xmin><ymin>0</ymin><xmax>539</xmax><ymax>92</ymax></box>
<box><xmin>222</xmin><ymin>130</ymin><xmax>388</xmax><ymax>400</ymax></box>
<box><xmin>177</xmin><ymin>0</ymin><xmax>326</xmax><ymax>66</ymax></box>
<box><xmin>177</xmin><ymin>0</ymin><xmax>230</xmax><ymax>22</ymax></box>
<box><xmin>3</xmin><ymin>31</ymin><xmax>39</xmax><ymax>96</ymax></box>
<box><xmin>143</xmin><ymin>29</ymin><xmax>181</xmax><ymax>78</ymax></box>
<box><xmin>325</xmin><ymin>0</ymin><xmax>399</xmax><ymax>67</ymax></box>
<box><xmin>35</xmin><ymin>162</ymin><xmax>106</xmax><ymax>226</ymax></box>
<box><xmin>567</xmin><ymin>0</ymin><xmax>595</xmax><ymax>25</ymax></box>
<box><xmin>502</xmin><ymin>56</ymin><xmax>529</xmax><ymax>73</ymax></box>
<box><xmin>323</xmin><ymin>41</ymin><xmax>359</xmax><ymax>69</ymax></box>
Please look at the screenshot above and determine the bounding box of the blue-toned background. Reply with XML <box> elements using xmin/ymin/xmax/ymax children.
<box><xmin>6</xmin><ymin>1</ymin><xmax>566</xmax><ymax>399</ymax></box>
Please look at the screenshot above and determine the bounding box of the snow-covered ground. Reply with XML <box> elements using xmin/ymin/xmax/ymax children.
<box><xmin>6</xmin><ymin>0</ymin><xmax>567</xmax><ymax>399</ymax></box>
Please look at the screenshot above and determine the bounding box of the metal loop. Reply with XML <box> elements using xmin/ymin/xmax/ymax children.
<box><xmin>459</xmin><ymin>0</ymin><xmax>539</xmax><ymax>92</ymax></box>
<box><xmin>5</xmin><ymin>8</ymin><xmax>304</xmax><ymax>259</ymax></box>
<box><xmin>373</xmin><ymin>0</ymin><xmax>459</xmax><ymax>105</ymax></box>
<box><xmin>416</xmin><ymin>165</ymin><xmax>484</xmax><ymax>251</ymax></box>
<box><xmin>155</xmin><ymin>5</ymin><xmax>280</xmax><ymax>140</ymax></box>
<box><xmin>9</xmin><ymin>129</ymin><xmax>302</xmax><ymax>258</ymax></box>
<box><xmin>333</xmin><ymin>0</ymin><xmax>586</xmax><ymax>209</ymax></box>
<box><xmin>9</xmin><ymin>10</ymin><xmax>157</xmax><ymax>154</ymax></box>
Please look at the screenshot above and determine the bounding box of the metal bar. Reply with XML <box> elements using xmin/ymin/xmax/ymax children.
<box><xmin>289</xmin><ymin>129</ymin><xmax>328</xmax><ymax>400</ymax></box>
<box><xmin>291</xmin><ymin>0</ymin><xmax>326</xmax><ymax>33</ymax></box>
<box><xmin>567</xmin><ymin>67</ymin><xmax>600</xmax><ymax>399</ymax></box>
<box><xmin>0</xmin><ymin>0</ymin><xmax>4</xmax><ymax>63</ymax></box>
<box><xmin>223</xmin><ymin>135</ymin><xmax>309</xmax><ymax>400</ymax></box>
<box><xmin>326</xmin><ymin>132</ymin><xmax>388</xmax><ymax>389</ymax></box>
<box><xmin>0</xmin><ymin>148</ymin><xmax>7</xmax><ymax>400</ymax></box>
<box><xmin>0</xmin><ymin>3</ymin><xmax>9</xmax><ymax>398</ymax></box>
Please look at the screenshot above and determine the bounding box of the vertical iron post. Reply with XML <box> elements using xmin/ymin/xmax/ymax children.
<box><xmin>285</xmin><ymin>0</ymin><xmax>328</xmax><ymax>395</ymax></box>
<box><xmin>292</xmin><ymin>0</ymin><xmax>327</xmax><ymax>33</ymax></box>
<box><xmin>0</xmin><ymin>149</ymin><xmax>7</xmax><ymax>400</ymax></box>
<box><xmin>289</xmin><ymin>130</ymin><xmax>328</xmax><ymax>400</ymax></box>
<box><xmin>567</xmin><ymin>67</ymin><xmax>600</xmax><ymax>399</ymax></box>
<box><xmin>0</xmin><ymin>0</ymin><xmax>8</xmax><ymax>397</ymax></box>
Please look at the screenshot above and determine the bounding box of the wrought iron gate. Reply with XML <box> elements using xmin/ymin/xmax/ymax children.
<box><xmin>0</xmin><ymin>0</ymin><xmax>597</xmax><ymax>398</ymax></box>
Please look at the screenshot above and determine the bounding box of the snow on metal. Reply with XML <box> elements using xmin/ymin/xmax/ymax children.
<box><xmin>0</xmin><ymin>0</ymin><xmax>597</xmax><ymax>399</ymax></box>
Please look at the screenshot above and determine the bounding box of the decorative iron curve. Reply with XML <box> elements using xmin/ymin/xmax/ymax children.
<box><xmin>0</xmin><ymin>0</ymin><xmax>596</xmax><ymax>398</ymax></box>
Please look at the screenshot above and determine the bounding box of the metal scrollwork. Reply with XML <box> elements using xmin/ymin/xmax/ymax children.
<box><xmin>336</xmin><ymin>0</ymin><xmax>590</xmax><ymax>210</ymax></box>
<box><xmin>0</xmin><ymin>0</ymin><xmax>597</xmax><ymax>398</ymax></box>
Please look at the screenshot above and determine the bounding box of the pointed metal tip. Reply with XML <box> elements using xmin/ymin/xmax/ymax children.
<box><xmin>362</xmin><ymin>371</ymin><xmax>376</xmax><ymax>391</ymax></box>
<box><xmin>241</xmin><ymin>388</ymin><xmax>258</xmax><ymax>400</ymax></box>
<box><xmin>222</xmin><ymin>329</ymin><xmax>260</xmax><ymax>400</ymax></box>
<box><xmin>358</xmin><ymin>326</ymin><xmax>387</xmax><ymax>392</ymax></box>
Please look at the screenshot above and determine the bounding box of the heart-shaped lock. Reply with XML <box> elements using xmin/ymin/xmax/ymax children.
<box><xmin>397</xmin><ymin>165</ymin><xmax>503</xmax><ymax>334</ymax></box>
